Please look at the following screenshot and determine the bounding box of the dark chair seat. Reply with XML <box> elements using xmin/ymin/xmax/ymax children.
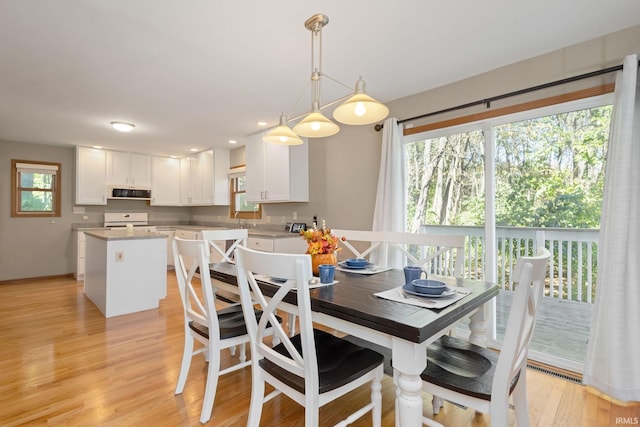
<box><xmin>421</xmin><ymin>335</ymin><xmax>520</xmax><ymax>401</ymax></box>
<box><xmin>189</xmin><ymin>305</ymin><xmax>281</xmax><ymax>340</ymax></box>
<box><xmin>261</xmin><ymin>329</ymin><xmax>384</xmax><ymax>394</ymax></box>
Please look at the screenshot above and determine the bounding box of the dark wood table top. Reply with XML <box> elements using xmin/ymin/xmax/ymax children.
<box><xmin>210</xmin><ymin>262</ymin><xmax>498</xmax><ymax>344</ymax></box>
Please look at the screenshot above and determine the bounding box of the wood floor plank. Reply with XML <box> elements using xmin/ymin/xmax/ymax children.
<box><xmin>1</xmin><ymin>274</ymin><xmax>638</xmax><ymax>426</ymax></box>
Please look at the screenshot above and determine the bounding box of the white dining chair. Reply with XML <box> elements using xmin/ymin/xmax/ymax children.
<box><xmin>234</xmin><ymin>246</ymin><xmax>385</xmax><ymax>427</ymax></box>
<box><xmin>200</xmin><ymin>228</ymin><xmax>248</xmax><ymax>264</ymax></box>
<box><xmin>173</xmin><ymin>237</ymin><xmax>275</xmax><ymax>424</ymax></box>
<box><xmin>200</xmin><ymin>228</ymin><xmax>249</xmax><ymax>306</ymax></box>
<box><xmin>332</xmin><ymin>229</ymin><xmax>465</xmax><ymax>276</ymax></box>
<box><xmin>420</xmin><ymin>248</ymin><xmax>550</xmax><ymax>426</ymax></box>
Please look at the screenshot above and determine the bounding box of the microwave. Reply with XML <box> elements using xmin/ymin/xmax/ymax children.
<box><xmin>108</xmin><ymin>188</ymin><xmax>152</xmax><ymax>199</ymax></box>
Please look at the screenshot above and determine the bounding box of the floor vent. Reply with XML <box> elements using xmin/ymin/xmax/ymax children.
<box><xmin>527</xmin><ymin>363</ymin><xmax>583</xmax><ymax>384</ymax></box>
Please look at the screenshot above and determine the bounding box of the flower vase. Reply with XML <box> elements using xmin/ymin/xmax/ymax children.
<box><xmin>311</xmin><ymin>253</ymin><xmax>337</xmax><ymax>276</ymax></box>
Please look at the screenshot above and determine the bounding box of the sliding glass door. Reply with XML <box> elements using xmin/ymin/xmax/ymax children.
<box><xmin>403</xmin><ymin>94</ymin><xmax>612</xmax><ymax>372</ymax></box>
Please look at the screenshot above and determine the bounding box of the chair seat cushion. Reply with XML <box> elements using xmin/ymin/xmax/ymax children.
<box><xmin>189</xmin><ymin>305</ymin><xmax>280</xmax><ymax>340</ymax></box>
<box><xmin>261</xmin><ymin>329</ymin><xmax>384</xmax><ymax>394</ymax></box>
<box><xmin>421</xmin><ymin>335</ymin><xmax>520</xmax><ymax>400</ymax></box>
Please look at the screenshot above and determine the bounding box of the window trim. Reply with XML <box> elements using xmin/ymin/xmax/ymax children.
<box><xmin>229</xmin><ymin>172</ymin><xmax>262</xmax><ymax>220</ymax></box>
<box><xmin>404</xmin><ymin>84</ymin><xmax>615</xmax><ymax>136</ymax></box>
<box><xmin>11</xmin><ymin>159</ymin><xmax>62</xmax><ymax>218</ymax></box>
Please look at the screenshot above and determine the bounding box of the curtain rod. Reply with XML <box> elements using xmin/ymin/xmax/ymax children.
<box><xmin>375</xmin><ymin>60</ymin><xmax>639</xmax><ymax>131</ymax></box>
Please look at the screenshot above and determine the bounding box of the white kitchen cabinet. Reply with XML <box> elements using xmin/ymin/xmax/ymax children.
<box><xmin>74</xmin><ymin>230</ymin><xmax>86</xmax><ymax>280</ymax></box>
<box><xmin>156</xmin><ymin>229</ymin><xmax>175</xmax><ymax>266</ymax></box>
<box><xmin>247</xmin><ymin>236</ymin><xmax>307</xmax><ymax>254</ymax></box>
<box><xmin>106</xmin><ymin>151</ymin><xmax>152</xmax><ymax>189</ymax></box>
<box><xmin>151</xmin><ymin>156</ymin><xmax>181</xmax><ymax>206</ymax></box>
<box><xmin>245</xmin><ymin>134</ymin><xmax>308</xmax><ymax>203</ymax></box>
<box><xmin>180</xmin><ymin>148</ymin><xmax>229</xmax><ymax>206</ymax></box>
<box><xmin>76</xmin><ymin>146</ymin><xmax>107</xmax><ymax>205</ymax></box>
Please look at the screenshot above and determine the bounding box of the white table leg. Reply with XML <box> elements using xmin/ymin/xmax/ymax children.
<box><xmin>392</xmin><ymin>338</ymin><xmax>427</xmax><ymax>427</ymax></box>
<box><xmin>468</xmin><ymin>305</ymin><xmax>488</xmax><ymax>347</ymax></box>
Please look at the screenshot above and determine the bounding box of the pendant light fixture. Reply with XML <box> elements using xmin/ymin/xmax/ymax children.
<box><xmin>262</xmin><ymin>114</ymin><xmax>304</xmax><ymax>145</ymax></box>
<box><xmin>263</xmin><ymin>14</ymin><xmax>388</xmax><ymax>145</ymax></box>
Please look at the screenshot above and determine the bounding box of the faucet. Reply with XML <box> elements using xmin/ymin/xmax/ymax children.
<box><xmin>234</xmin><ymin>211</ymin><xmax>247</xmax><ymax>229</ymax></box>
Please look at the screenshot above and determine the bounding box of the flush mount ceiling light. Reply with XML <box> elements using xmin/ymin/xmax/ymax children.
<box><xmin>264</xmin><ymin>14</ymin><xmax>388</xmax><ymax>145</ymax></box>
<box><xmin>110</xmin><ymin>121</ymin><xmax>135</xmax><ymax>132</ymax></box>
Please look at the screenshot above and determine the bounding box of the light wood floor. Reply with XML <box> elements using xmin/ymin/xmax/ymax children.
<box><xmin>1</xmin><ymin>274</ymin><xmax>638</xmax><ymax>426</ymax></box>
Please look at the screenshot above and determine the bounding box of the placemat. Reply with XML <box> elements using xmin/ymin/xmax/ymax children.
<box><xmin>375</xmin><ymin>285</ymin><xmax>471</xmax><ymax>309</ymax></box>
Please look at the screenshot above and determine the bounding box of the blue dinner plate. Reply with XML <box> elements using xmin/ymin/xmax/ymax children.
<box><xmin>402</xmin><ymin>282</ymin><xmax>456</xmax><ymax>298</ymax></box>
<box><xmin>339</xmin><ymin>261</ymin><xmax>372</xmax><ymax>270</ymax></box>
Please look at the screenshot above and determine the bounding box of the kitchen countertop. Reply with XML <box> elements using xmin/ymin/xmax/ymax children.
<box><xmin>83</xmin><ymin>229</ymin><xmax>168</xmax><ymax>241</ymax></box>
<box><xmin>74</xmin><ymin>223</ymin><xmax>302</xmax><ymax>239</ymax></box>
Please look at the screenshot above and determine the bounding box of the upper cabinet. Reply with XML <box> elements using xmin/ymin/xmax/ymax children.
<box><xmin>76</xmin><ymin>146</ymin><xmax>107</xmax><ymax>205</ymax></box>
<box><xmin>246</xmin><ymin>134</ymin><xmax>309</xmax><ymax>203</ymax></box>
<box><xmin>106</xmin><ymin>151</ymin><xmax>152</xmax><ymax>189</ymax></box>
<box><xmin>180</xmin><ymin>148</ymin><xmax>229</xmax><ymax>206</ymax></box>
<box><xmin>151</xmin><ymin>156</ymin><xmax>181</xmax><ymax>206</ymax></box>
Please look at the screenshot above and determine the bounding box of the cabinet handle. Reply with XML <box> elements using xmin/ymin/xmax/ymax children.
<box><xmin>264</xmin><ymin>190</ymin><xmax>269</xmax><ymax>199</ymax></box>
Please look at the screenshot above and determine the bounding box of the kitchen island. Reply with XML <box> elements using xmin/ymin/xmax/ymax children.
<box><xmin>83</xmin><ymin>229</ymin><xmax>167</xmax><ymax>318</ymax></box>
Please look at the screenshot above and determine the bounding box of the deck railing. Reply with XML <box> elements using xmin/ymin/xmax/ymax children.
<box><xmin>418</xmin><ymin>225</ymin><xmax>599</xmax><ymax>303</ymax></box>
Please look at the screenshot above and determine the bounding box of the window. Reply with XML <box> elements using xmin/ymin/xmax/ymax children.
<box><xmin>229</xmin><ymin>174</ymin><xmax>261</xmax><ymax>219</ymax></box>
<box><xmin>11</xmin><ymin>159</ymin><xmax>61</xmax><ymax>217</ymax></box>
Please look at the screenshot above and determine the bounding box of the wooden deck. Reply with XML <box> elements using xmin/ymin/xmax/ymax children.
<box><xmin>496</xmin><ymin>291</ymin><xmax>592</xmax><ymax>368</ymax></box>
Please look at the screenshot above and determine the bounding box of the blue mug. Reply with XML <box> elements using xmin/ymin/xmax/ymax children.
<box><xmin>403</xmin><ymin>265</ymin><xmax>427</xmax><ymax>284</ymax></box>
<box><xmin>318</xmin><ymin>264</ymin><xmax>336</xmax><ymax>284</ymax></box>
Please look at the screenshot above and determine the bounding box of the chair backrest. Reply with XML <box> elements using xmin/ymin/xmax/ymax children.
<box><xmin>331</xmin><ymin>229</ymin><xmax>389</xmax><ymax>263</ymax></box>
<box><xmin>173</xmin><ymin>237</ymin><xmax>220</xmax><ymax>341</ymax></box>
<box><xmin>383</xmin><ymin>231</ymin><xmax>466</xmax><ymax>276</ymax></box>
<box><xmin>234</xmin><ymin>247</ymin><xmax>317</xmax><ymax>389</ymax></box>
<box><xmin>200</xmin><ymin>228</ymin><xmax>248</xmax><ymax>263</ymax></box>
<box><xmin>512</xmin><ymin>246</ymin><xmax>550</xmax><ymax>308</ymax></box>
<box><xmin>493</xmin><ymin>247</ymin><xmax>550</xmax><ymax>397</ymax></box>
<box><xmin>333</xmin><ymin>229</ymin><xmax>465</xmax><ymax>276</ymax></box>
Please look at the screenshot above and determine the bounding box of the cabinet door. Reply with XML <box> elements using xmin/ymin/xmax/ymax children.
<box><xmin>130</xmin><ymin>153</ymin><xmax>152</xmax><ymax>188</ymax></box>
<box><xmin>76</xmin><ymin>146</ymin><xmax>107</xmax><ymax>205</ymax></box>
<box><xmin>179</xmin><ymin>156</ymin><xmax>192</xmax><ymax>205</ymax></box>
<box><xmin>151</xmin><ymin>156</ymin><xmax>180</xmax><ymax>205</ymax></box>
<box><xmin>245</xmin><ymin>136</ymin><xmax>309</xmax><ymax>203</ymax></box>
<box><xmin>245</xmin><ymin>137</ymin><xmax>265</xmax><ymax>202</ymax></box>
<box><xmin>189</xmin><ymin>154</ymin><xmax>203</xmax><ymax>204</ymax></box>
<box><xmin>199</xmin><ymin>148</ymin><xmax>230</xmax><ymax>206</ymax></box>
<box><xmin>262</xmin><ymin>142</ymin><xmax>291</xmax><ymax>201</ymax></box>
<box><xmin>198</xmin><ymin>150</ymin><xmax>215</xmax><ymax>205</ymax></box>
<box><xmin>106</xmin><ymin>150</ymin><xmax>131</xmax><ymax>186</ymax></box>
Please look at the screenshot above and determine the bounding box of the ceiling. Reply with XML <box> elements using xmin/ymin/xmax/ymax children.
<box><xmin>2</xmin><ymin>1</ymin><xmax>640</xmax><ymax>157</ymax></box>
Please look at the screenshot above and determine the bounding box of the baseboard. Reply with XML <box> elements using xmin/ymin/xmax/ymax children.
<box><xmin>0</xmin><ymin>273</ymin><xmax>75</xmax><ymax>285</ymax></box>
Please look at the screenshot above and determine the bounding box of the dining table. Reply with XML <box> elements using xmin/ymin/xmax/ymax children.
<box><xmin>209</xmin><ymin>262</ymin><xmax>498</xmax><ymax>427</ymax></box>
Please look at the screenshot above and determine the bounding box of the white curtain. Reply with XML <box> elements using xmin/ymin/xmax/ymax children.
<box><xmin>583</xmin><ymin>53</ymin><xmax>640</xmax><ymax>402</ymax></box>
<box><xmin>372</xmin><ymin>117</ymin><xmax>405</xmax><ymax>267</ymax></box>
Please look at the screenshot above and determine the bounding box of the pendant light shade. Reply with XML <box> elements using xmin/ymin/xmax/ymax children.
<box><xmin>292</xmin><ymin>103</ymin><xmax>340</xmax><ymax>138</ymax></box>
<box><xmin>264</xmin><ymin>14</ymin><xmax>387</xmax><ymax>144</ymax></box>
<box><xmin>263</xmin><ymin>114</ymin><xmax>304</xmax><ymax>145</ymax></box>
<box><xmin>333</xmin><ymin>77</ymin><xmax>389</xmax><ymax>125</ymax></box>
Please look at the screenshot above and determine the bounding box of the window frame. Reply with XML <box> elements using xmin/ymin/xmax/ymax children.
<box><xmin>229</xmin><ymin>173</ymin><xmax>262</xmax><ymax>220</ymax></box>
<box><xmin>11</xmin><ymin>159</ymin><xmax>62</xmax><ymax>218</ymax></box>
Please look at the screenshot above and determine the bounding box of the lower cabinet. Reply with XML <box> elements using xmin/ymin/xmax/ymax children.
<box><xmin>247</xmin><ymin>236</ymin><xmax>307</xmax><ymax>254</ymax></box>
<box><xmin>156</xmin><ymin>229</ymin><xmax>175</xmax><ymax>266</ymax></box>
<box><xmin>75</xmin><ymin>231</ymin><xmax>86</xmax><ymax>280</ymax></box>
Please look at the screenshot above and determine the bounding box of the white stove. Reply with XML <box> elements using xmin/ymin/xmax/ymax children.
<box><xmin>104</xmin><ymin>212</ymin><xmax>157</xmax><ymax>231</ymax></box>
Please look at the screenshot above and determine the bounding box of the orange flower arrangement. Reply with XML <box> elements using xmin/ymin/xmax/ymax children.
<box><xmin>300</xmin><ymin>221</ymin><xmax>345</xmax><ymax>255</ymax></box>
